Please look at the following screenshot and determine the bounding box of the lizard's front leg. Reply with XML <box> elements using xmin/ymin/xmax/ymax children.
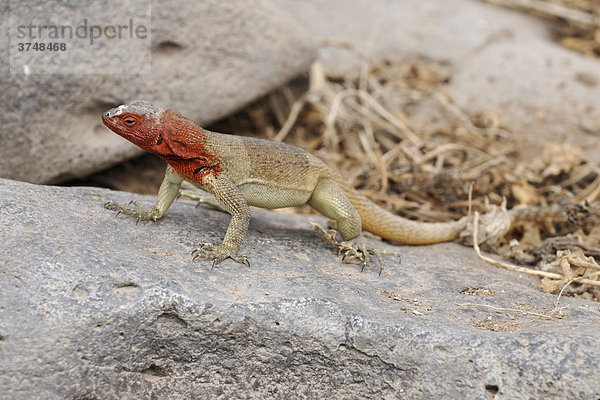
<box><xmin>179</xmin><ymin>181</ymin><xmax>228</xmax><ymax>212</ymax></box>
<box><xmin>191</xmin><ymin>175</ymin><xmax>250</xmax><ymax>266</ymax></box>
<box><xmin>105</xmin><ymin>165</ymin><xmax>183</xmax><ymax>221</ymax></box>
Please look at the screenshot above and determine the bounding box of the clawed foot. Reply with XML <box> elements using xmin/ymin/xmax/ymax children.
<box><xmin>340</xmin><ymin>237</ymin><xmax>392</xmax><ymax>275</ymax></box>
<box><xmin>104</xmin><ymin>200</ymin><xmax>160</xmax><ymax>222</ymax></box>
<box><xmin>192</xmin><ymin>243</ymin><xmax>250</xmax><ymax>267</ymax></box>
<box><xmin>311</xmin><ymin>223</ymin><xmax>399</xmax><ymax>275</ymax></box>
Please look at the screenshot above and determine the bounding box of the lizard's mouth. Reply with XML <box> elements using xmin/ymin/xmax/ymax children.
<box><xmin>102</xmin><ymin>108</ymin><xmax>119</xmax><ymax>127</ymax></box>
<box><xmin>101</xmin><ymin>112</ymin><xmax>120</xmax><ymax>133</ymax></box>
<box><xmin>101</xmin><ymin>113</ymin><xmax>114</xmax><ymax>127</ymax></box>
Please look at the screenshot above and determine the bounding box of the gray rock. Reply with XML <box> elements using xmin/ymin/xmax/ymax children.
<box><xmin>1</xmin><ymin>177</ymin><xmax>599</xmax><ymax>399</ymax></box>
<box><xmin>269</xmin><ymin>0</ymin><xmax>600</xmax><ymax>157</ymax></box>
<box><xmin>0</xmin><ymin>0</ymin><xmax>316</xmax><ymax>183</ymax></box>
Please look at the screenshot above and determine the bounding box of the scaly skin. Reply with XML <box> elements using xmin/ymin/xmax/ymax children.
<box><xmin>102</xmin><ymin>100</ymin><xmax>468</xmax><ymax>267</ymax></box>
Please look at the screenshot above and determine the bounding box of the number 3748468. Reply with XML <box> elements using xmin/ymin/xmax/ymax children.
<box><xmin>17</xmin><ymin>42</ymin><xmax>67</xmax><ymax>51</ymax></box>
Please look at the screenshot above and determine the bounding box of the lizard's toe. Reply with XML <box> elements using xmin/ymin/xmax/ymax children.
<box><xmin>192</xmin><ymin>243</ymin><xmax>248</xmax><ymax>267</ymax></box>
<box><xmin>104</xmin><ymin>199</ymin><xmax>157</xmax><ymax>221</ymax></box>
<box><xmin>104</xmin><ymin>200</ymin><xmax>121</xmax><ymax>210</ymax></box>
<box><xmin>342</xmin><ymin>237</ymin><xmax>399</xmax><ymax>275</ymax></box>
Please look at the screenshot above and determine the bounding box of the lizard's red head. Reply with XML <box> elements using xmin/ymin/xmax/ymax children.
<box><xmin>102</xmin><ymin>100</ymin><xmax>168</xmax><ymax>153</ymax></box>
<box><xmin>103</xmin><ymin>101</ymin><xmax>219</xmax><ymax>177</ymax></box>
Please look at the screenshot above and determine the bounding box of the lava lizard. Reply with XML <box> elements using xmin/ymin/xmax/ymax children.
<box><xmin>102</xmin><ymin>100</ymin><xmax>470</xmax><ymax>268</ymax></box>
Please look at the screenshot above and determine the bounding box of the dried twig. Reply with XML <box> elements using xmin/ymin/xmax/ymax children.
<box><xmin>471</xmin><ymin>211</ymin><xmax>600</xmax><ymax>287</ymax></box>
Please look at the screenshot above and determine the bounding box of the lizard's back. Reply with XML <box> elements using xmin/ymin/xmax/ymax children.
<box><xmin>205</xmin><ymin>131</ymin><xmax>336</xmax><ymax>209</ymax></box>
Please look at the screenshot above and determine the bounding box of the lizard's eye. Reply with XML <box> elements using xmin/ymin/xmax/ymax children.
<box><xmin>156</xmin><ymin>134</ymin><xmax>163</xmax><ymax>146</ymax></box>
<box><xmin>123</xmin><ymin>117</ymin><xmax>136</xmax><ymax>126</ymax></box>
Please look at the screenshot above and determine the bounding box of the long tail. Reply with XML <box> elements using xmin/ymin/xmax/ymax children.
<box><xmin>343</xmin><ymin>188</ymin><xmax>467</xmax><ymax>244</ymax></box>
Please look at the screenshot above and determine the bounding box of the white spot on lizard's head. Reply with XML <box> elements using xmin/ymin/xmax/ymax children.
<box><xmin>112</xmin><ymin>105</ymin><xmax>126</xmax><ymax>116</ymax></box>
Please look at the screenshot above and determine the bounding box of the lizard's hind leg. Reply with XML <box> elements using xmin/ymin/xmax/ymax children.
<box><xmin>308</xmin><ymin>179</ymin><xmax>386</xmax><ymax>270</ymax></box>
<box><xmin>308</xmin><ymin>179</ymin><xmax>362</xmax><ymax>241</ymax></box>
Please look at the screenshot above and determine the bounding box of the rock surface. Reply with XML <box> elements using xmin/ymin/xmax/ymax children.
<box><xmin>1</xmin><ymin>177</ymin><xmax>599</xmax><ymax>399</ymax></box>
<box><xmin>269</xmin><ymin>0</ymin><xmax>600</xmax><ymax>157</ymax></box>
<box><xmin>0</xmin><ymin>0</ymin><xmax>316</xmax><ymax>183</ymax></box>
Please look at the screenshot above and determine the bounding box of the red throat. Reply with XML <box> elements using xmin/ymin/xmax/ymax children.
<box><xmin>158</xmin><ymin>109</ymin><xmax>223</xmax><ymax>183</ymax></box>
